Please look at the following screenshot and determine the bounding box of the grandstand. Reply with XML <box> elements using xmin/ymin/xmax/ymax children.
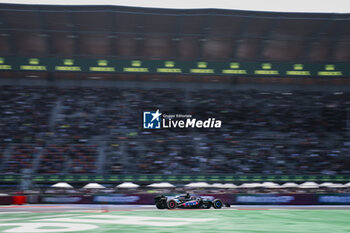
<box><xmin>0</xmin><ymin>3</ymin><xmax>350</xmax><ymax>188</ymax></box>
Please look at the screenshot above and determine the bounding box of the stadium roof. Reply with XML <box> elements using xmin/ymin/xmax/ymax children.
<box><xmin>0</xmin><ymin>0</ymin><xmax>349</xmax><ymax>13</ymax></box>
<box><xmin>0</xmin><ymin>3</ymin><xmax>349</xmax><ymax>63</ymax></box>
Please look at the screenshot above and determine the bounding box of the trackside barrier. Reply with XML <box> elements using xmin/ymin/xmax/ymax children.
<box><xmin>0</xmin><ymin>196</ymin><xmax>12</xmax><ymax>205</ymax></box>
<box><xmin>25</xmin><ymin>194</ymin><xmax>350</xmax><ymax>205</ymax></box>
<box><xmin>12</xmin><ymin>196</ymin><xmax>26</xmax><ymax>205</ymax></box>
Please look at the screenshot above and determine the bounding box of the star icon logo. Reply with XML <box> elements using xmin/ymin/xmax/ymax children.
<box><xmin>150</xmin><ymin>109</ymin><xmax>162</xmax><ymax>122</ymax></box>
<box><xmin>143</xmin><ymin>110</ymin><xmax>162</xmax><ymax>129</ymax></box>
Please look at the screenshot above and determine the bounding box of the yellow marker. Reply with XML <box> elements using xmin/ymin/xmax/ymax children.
<box><xmin>222</xmin><ymin>62</ymin><xmax>246</xmax><ymax>74</ymax></box>
<box><xmin>89</xmin><ymin>67</ymin><xmax>115</xmax><ymax>72</ymax></box>
<box><xmin>287</xmin><ymin>64</ymin><xmax>310</xmax><ymax>75</ymax></box>
<box><xmin>29</xmin><ymin>58</ymin><xmax>39</xmax><ymax>65</ymax></box>
<box><xmin>254</xmin><ymin>70</ymin><xmax>279</xmax><ymax>75</ymax></box>
<box><xmin>55</xmin><ymin>66</ymin><xmax>81</xmax><ymax>71</ymax></box>
<box><xmin>190</xmin><ymin>68</ymin><xmax>214</xmax><ymax>74</ymax></box>
<box><xmin>293</xmin><ymin>64</ymin><xmax>303</xmax><ymax>70</ymax></box>
<box><xmin>64</xmin><ymin>59</ymin><xmax>74</xmax><ymax>66</ymax></box>
<box><xmin>286</xmin><ymin>71</ymin><xmax>310</xmax><ymax>76</ymax></box>
<box><xmin>318</xmin><ymin>71</ymin><xmax>342</xmax><ymax>76</ymax></box>
<box><xmin>230</xmin><ymin>62</ymin><xmax>240</xmax><ymax>69</ymax></box>
<box><xmin>325</xmin><ymin>64</ymin><xmax>335</xmax><ymax>71</ymax></box>
<box><xmin>0</xmin><ymin>57</ymin><xmax>3</xmax><ymax>64</ymax></box>
<box><xmin>222</xmin><ymin>69</ymin><xmax>247</xmax><ymax>74</ymax></box>
<box><xmin>20</xmin><ymin>65</ymin><xmax>46</xmax><ymax>71</ymax></box>
<box><xmin>157</xmin><ymin>68</ymin><xmax>181</xmax><ymax>73</ymax></box>
<box><xmin>262</xmin><ymin>63</ymin><xmax>272</xmax><ymax>70</ymax></box>
<box><xmin>132</xmin><ymin>60</ymin><xmax>141</xmax><ymax>67</ymax></box>
<box><xmin>123</xmin><ymin>67</ymin><xmax>149</xmax><ymax>72</ymax></box>
<box><xmin>165</xmin><ymin>61</ymin><xmax>174</xmax><ymax>68</ymax></box>
<box><xmin>0</xmin><ymin>65</ymin><xmax>12</xmax><ymax>70</ymax></box>
<box><xmin>98</xmin><ymin>60</ymin><xmax>108</xmax><ymax>66</ymax></box>
<box><xmin>197</xmin><ymin>62</ymin><xmax>207</xmax><ymax>68</ymax></box>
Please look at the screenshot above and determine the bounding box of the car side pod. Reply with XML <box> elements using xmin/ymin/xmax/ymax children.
<box><xmin>212</xmin><ymin>199</ymin><xmax>223</xmax><ymax>209</ymax></box>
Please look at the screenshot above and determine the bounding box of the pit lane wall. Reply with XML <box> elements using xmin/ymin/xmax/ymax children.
<box><xmin>20</xmin><ymin>194</ymin><xmax>350</xmax><ymax>205</ymax></box>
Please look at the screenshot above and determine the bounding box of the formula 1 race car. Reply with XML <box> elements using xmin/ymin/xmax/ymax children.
<box><xmin>154</xmin><ymin>193</ymin><xmax>229</xmax><ymax>209</ymax></box>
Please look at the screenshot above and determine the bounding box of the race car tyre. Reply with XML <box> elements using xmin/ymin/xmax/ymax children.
<box><xmin>212</xmin><ymin>199</ymin><xmax>223</xmax><ymax>209</ymax></box>
<box><xmin>166</xmin><ymin>199</ymin><xmax>177</xmax><ymax>209</ymax></box>
<box><xmin>156</xmin><ymin>201</ymin><xmax>166</xmax><ymax>209</ymax></box>
<box><xmin>202</xmin><ymin>203</ymin><xmax>211</xmax><ymax>209</ymax></box>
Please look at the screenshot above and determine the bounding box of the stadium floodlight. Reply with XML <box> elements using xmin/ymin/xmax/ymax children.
<box><xmin>83</xmin><ymin>183</ymin><xmax>106</xmax><ymax>189</ymax></box>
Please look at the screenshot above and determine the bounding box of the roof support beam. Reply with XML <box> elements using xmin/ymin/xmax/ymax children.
<box><xmin>198</xmin><ymin>11</ymin><xmax>212</xmax><ymax>60</ymax></box>
<box><xmin>329</xmin><ymin>20</ymin><xmax>345</xmax><ymax>61</ymax></box>
<box><xmin>65</xmin><ymin>9</ymin><xmax>80</xmax><ymax>55</ymax></box>
<box><xmin>109</xmin><ymin>11</ymin><xmax>117</xmax><ymax>56</ymax></box>
<box><xmin>172</xmin><ymin>15</ymin><xmax>184</xmax><ymax>59</ymax></box>
<box><xmin>0</xmin><ymin>12</ymin><xmax>16</xmax><ymax>54</ymax></box>
<box><xmin>302</xmin><ymin>17</ymin><xmax>334</xmax><ymax>61</ymax></box>
<box><xmin>36</xmin><ymin>7</ymin><xmax>54</xmax><ymax>55</ymax></box>
<box><xmin>256</xmin><ymin>17</ymin><xmax>281</xmax><ymax>60</ymax></box>
<box><xmin>230</xmin><ymin>17</ymin><xmax>251</xmax><ymax>60</ymax></box>
<box><xmin>135</xmin><ymin>12</ymin><xmax>145</xmax><ymax>58</ymax></box>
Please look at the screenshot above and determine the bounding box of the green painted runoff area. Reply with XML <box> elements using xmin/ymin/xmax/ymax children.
<box><xmin>0</xmin><ymin>209</ymin><xmax>349</xmax><ymax>233</ymax></box>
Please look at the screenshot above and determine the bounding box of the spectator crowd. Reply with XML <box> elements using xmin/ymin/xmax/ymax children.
<box><xmin>0</xmin><ymin>86</ymin><xmax>349</xmax><ymax>175</ymax></box>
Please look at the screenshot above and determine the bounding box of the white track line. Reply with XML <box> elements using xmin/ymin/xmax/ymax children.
<box><xmin>0</xmin><ymin>212</ymin><xmax>29</xmax><ymax>214</ymax></box>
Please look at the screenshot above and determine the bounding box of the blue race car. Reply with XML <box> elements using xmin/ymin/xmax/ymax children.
<box><xmin>154</xmin><ymin>193</ymin><xmax>228</xmax><ymax>209</ymax></box>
